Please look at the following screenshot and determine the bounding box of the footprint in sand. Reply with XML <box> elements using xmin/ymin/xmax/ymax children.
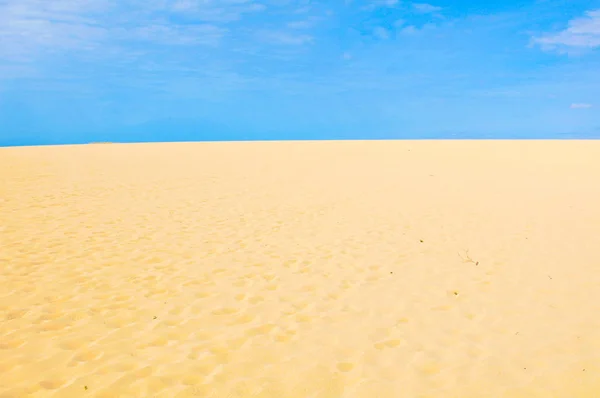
<box><xmin>39</xmin><ymin>378</ymin><xmax>68</xmax><ymax>390</ymax></box>
<box><xmin>57</xmin><ymin>338</ymin><xmax>86</xmax><ymax>351</ymax></box>
<box><xmin>274</xmin><ymin>330</ymin><xmax>296</xmax><ymax>343</ymax></box>
<box><xmin>235</xmin><ymin>293</ymin><xmax>246</xmax><ymax>301</ymax></box>
<box><xmin>229</xmin><ymin>313</ymin><xmax>255</xmax><ymax>325</ymax></box>
<box><xmin>337</xmin><ymin>362</ymin><xmax>355</xmax><ymax>372</ymax></box>
<box><xmin>249</xmin><ymin>296</ymin><xmax>265</xmax><ymax>305</ymax></box>
<box><xmin>212</xmin><ymin>307</ymin><xmax>239</xmax><ymax>316</ymax></box>
<box><xmin>0</xmin><ymin>338</ymin><xmax>25</xmax><ymax>349</ymax></box>
<box><xmin>374</xmin><ymin>339</ymin><xmax>402</xmax><ymax>350</ymax></box>
<box><xmin>246</xmin><ymin>323</ymin><xmax>277</xmax><ymax>337</ymax></box>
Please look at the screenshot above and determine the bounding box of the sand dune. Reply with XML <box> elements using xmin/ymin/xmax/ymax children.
<box><xmin>1</xmin><ymin>140</ymin><xmax>600</xmax><ymax>398</ymax></box>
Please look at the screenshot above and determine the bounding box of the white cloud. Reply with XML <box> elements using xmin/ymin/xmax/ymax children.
<box><xmin>394</xmin><ymin>19</ymin><xmax>406</xmax><ymax>28</ymax></box>
<box><xmin>570</xmin><ymin>103</ymin><xmax>593</xmax><ymax>109</ymax></box>
<box><xmin>294</xmin><ymin>5</ymin><xmax>313</xmax><ymax>14</ymax></box>
<box><xmin>258</xmin><ymin>30</ymin><xmax>314</xmax><ymax>45</ymax></box>
<box><xmin>363</xmin><ymin>0</ymin><xmax>398</xmax><ymax>11</ymax></box>
<box><xmin>373</xmin><ymin>26</ymin><xmax>391</xmax><ymax>40</ymax></box>
<box><xmin>413</xmin><ymin>3</ymin><xmax>442</xmax><ymax>13</ymax></box>
<box><xmin>0</xmin><ymin>0</ymin><xmax>266</xmax><ymax>61</ymax></box>
<box><xmin>396</xmin><ymin>22</ymin><xmax>437</xmax><ymax>36</ymax></box>
<box><xmin>400</xmin><ymin>25</ymin><xmax>418</xmax><ymax>35</ymax></box>
<box><xmin>287</xmin><ymin>20</ymin><xmax>312</xmax><ymax>29</ymax></box>
<box><xmin>533</xmin><ymin>9</ymin><xmax>600</xmax><ymax>51</ymax></box>
<box><xmin>0</xmin><ymin>0</ymin><xmax>109</xmax><ymax>59</ymax></box>
<box><xmin>131</xmin><ymin>24</ymin><xmax>227</xmax><ymax>46</ymax></box>
<box><xmin>287</xmin><ymin>16</ymin><xmax>322</xmax><ymax>29</ymax></box>
<box><xmin>378</xmin><ymin>0</ymin><xmax>399</xmax><ymax>7</ymax></box>
<box><xmin>166</xmin><ymin>0</ymin><xmax>266</xmax><ymax>22</ymax></box>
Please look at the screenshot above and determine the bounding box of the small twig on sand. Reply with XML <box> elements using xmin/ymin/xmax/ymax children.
<box><xmin>458</xmin><ymin>250</ymin><xmax>479</xmax><ymax>265</ymax></box>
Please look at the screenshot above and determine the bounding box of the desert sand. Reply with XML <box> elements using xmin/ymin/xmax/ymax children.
<box><xmin>1</xmin><ymin>140</ymin><xmax>600</xmax><ymax>398</ymax></box>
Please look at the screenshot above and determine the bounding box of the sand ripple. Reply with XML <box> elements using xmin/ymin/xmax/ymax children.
<box><xmin>1</xmin><ymin>141</ymin><xmax>600</xmax><ymax>397</ymax></box>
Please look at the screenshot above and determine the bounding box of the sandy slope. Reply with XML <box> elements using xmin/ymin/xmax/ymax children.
<box><xmin>1</xmin><ymin>140</ymin><xmax>600</xmax><ymax>398</ymax></box>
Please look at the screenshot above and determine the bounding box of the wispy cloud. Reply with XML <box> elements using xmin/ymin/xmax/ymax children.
<box><xmin>373</xmin><ymin>26</ymin><xmax>391</xmax><ymax>40</ymax></box>
<box><xmin>533</xmin><ymin>9</ymin><xmax>600</xmax><ymax>52</ymax></box>
<box><xmin>287</xmin><ymin>20</ymin><xmax>312</xmax><ymax>29</ymax></box>
<box><xmin>412</xmin><ymin>3</ymin><xmax>442</xmax><ymax>14</ymax></box>
<box><xmin>164</xmin><ymin>0</ymin><xmax>266</xmax><ymax>22</ymax></box>
<box><xmin>400</xmin><ymin>25</ymin><xmax>419</xmax><ymax>35</ymax></box>
<box><xmin>570</xmin><ymin>103</ymin><xmax>593</xmax><ymax>109</ymax></box>
<box><xmin>394</xmin><ymin>19</ymin><xmax>406</xmax><ymax>28</ymax></box>
<box><xmin>0</xmin><ymin>0</ymin><xmax>109</xmax><ymax>59</ymax></box>
<box><xmin>257</xmin><ymin>30</ymin><xmax>314</xmax><ymax>45</ymax></box>
<box><xmin>397</xmin><ymin>23</ymin><xmax>437</xmax><ymax>35</ymax></box>
<box><xmin>287</xmin><ymin>16</ymin><xmax>322</xmax><ymax>30</ymax></box>
<box><xmin>377</xmin><ymin>0</ymin><xmax>399</xmax><ymax>7</ymax></box>
<box><xmin>131</xmin><ymin>24</ymin><xmax>227</xmax><ymax>46</ymax></box>
<box><xmin>362</xmin><ymin>0</ymin><xmax>399</xmax><ymax>11</ymax></box>
<box><xmin>0</xmin><ymin>0</ymin><xmax>266</xmax><ymax>61</ymax></box>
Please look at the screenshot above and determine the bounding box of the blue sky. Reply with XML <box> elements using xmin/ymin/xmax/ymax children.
<box><xmin>0</xmin><ymin>0</ymin><xmax>599</xmax><ymax>145</ymax></box>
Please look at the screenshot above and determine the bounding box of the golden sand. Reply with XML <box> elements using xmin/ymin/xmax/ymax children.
<box><xmin>1</xmin><ymin>140</ymin><xmax>600</xmax><ymax>398</ymax></box>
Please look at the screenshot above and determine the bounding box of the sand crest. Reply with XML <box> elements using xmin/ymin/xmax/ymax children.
<box><xmin>1</xmin><ymin>140</ymin><xmax>600</xmax><ymax>397</ymax></box>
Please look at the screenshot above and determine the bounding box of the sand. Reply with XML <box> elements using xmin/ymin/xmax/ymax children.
<box><xmin>1</xmin><ymin>140</ymin><xmax>600</xmax><ymax>398</ymax></box>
